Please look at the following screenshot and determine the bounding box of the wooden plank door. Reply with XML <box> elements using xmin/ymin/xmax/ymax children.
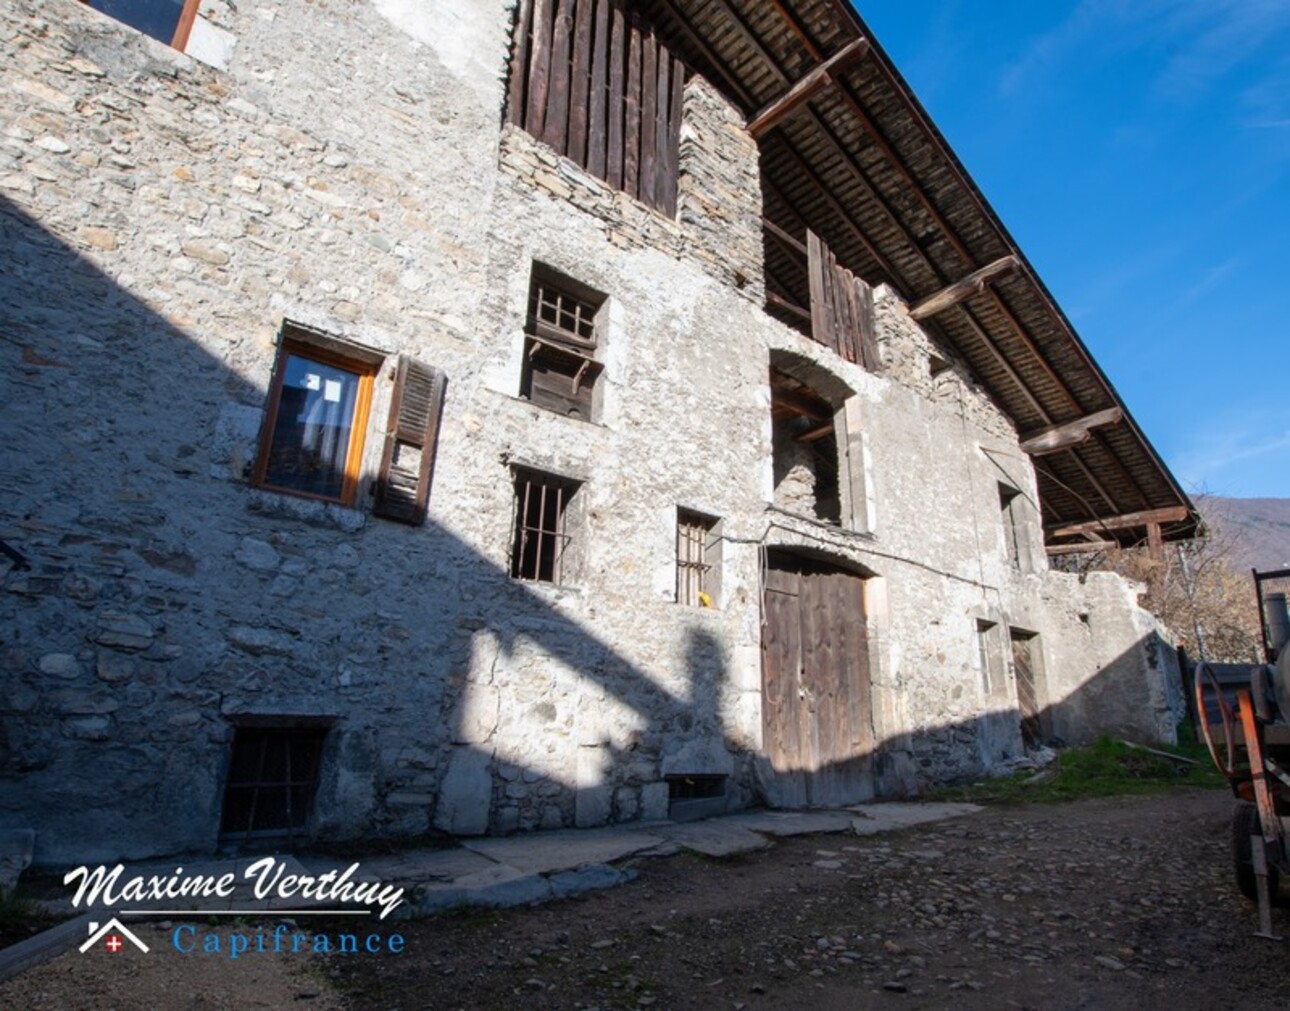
<box><xmin>761</xmin><ymin>564</ymin><xmax>808</xmax><ymax>807</ymax></box>
<box><xmin>1011</xmin><ymin>632</ymin><xmax>1041</xmax><ymax>747</ymax></box>
<box><xmin>761</xmin><ymin>555</ymin><xmax>874</xmax><ymax>806</ymax></box>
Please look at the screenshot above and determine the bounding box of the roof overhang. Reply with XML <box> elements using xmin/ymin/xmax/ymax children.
<box><xmin>634</xmin><ymin>0</ymin><xmax>1199</xmax><ymax>550</ymax></box>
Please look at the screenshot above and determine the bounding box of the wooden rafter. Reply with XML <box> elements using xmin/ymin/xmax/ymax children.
<box><xmin>653</xmin><ymin>0</ymin><xmax>755</xmax><ymax>108</ymax></box>
<box><xmin>771</xmin><ymin>383</ymin><xmax>831</xmax><ymax>421</ymax></box>
<box><xmin>765</xmin><ymin>9</ymin><xmax>1132</xmax><ymax>476</ymax></box>
<box><xmin>1045</xmin><ymin>506</ymin><xmax>1190</xmax><ymax>540</ymax></box>
<box><xmin>747</xmin><ymin>37</ymin><xmax>870</xmax><ymax>137</ymax></box>
<box><xmin>908</xmin><ymin>255</ymin><xmax>1020</xmax><ymax>320</ymax></box>
<box><xmin>1019</xmin><ymin>408</ymin><xmax>1124</xmax><ymax>456</ymax></box>
<box><xmin>763</xmin><ymin>216</ymin><xmax>807</xmax><ymax>257</ymax></box>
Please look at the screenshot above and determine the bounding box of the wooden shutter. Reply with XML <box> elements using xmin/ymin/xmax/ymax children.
<box><xmin>506</xmin><ymin>0</ymin><xmax>685</xmax><ymax>216</ymax></box>
<box><xmin>807</xmin><ymin>230</ymin><xmax>881</xmax><ymax>371</ymax></box>
<box><xmin>373</xmin><ymin>358</ymin><xmax>447</xmax><ymax>525</ymax></box>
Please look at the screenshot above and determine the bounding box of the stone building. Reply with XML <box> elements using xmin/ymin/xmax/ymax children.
<box><xmin>0</xmin><ymin>0</ymin><xmax>1197</xmax><ymax>866</ymax></box>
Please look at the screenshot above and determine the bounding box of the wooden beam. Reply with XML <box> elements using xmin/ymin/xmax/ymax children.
<box><xmin>796</xmin><ymin>421</ymin><xmax>835</xmax><ymax>442</ymax></box>
<box><xmin>908</xmin><ymin>255</ymin><xmax>1021</xmax><ymax>321</ymax></box>
<box><xmin>763</xmin><ymin>217</ymin><xmax>807</xmax><ymax>258</ymax></box>
<box><xmin>1046</xmin><ymin>506</ymin><xmax>1190</xmax><ymax>540</ymax></box>
<box><xmin>747</xmin><ymin>37</ymin><xmax>870</xmax><ymax>137</ymax></box>
<box><xmin>1019</xmin><ymin>407</ymin><xmax>1124</xmax><ymax>456</ymax></box>
<box><xmin>770</xmin><ymin>383</ymin><xmax>831</xmax><ymax>421</ymax></box>
<box><xmin>765</xmin><ymin>290</ymin><xmax>812</xmax><ymax>323</ymax></box>
<box><xmin>1147</xmin><ymin>522</ymin><xmax>1164</xmax><ymax>562</ymax></box>
<box><xmin>1046</xmin><ymin>540</ymin><xmax>1116</xmax><ymax>556</ymax></box>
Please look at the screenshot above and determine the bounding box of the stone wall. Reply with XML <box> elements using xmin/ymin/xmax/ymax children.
<box><xmin>0</xmin><ymin>0</ymin><xmax>1179</xmax><ymax>866</ymax></box>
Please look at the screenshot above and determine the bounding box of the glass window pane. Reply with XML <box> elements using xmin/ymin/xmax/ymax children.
<box><xmin>264</xmin><ymin>353</ymin><xmax>361</xmax><ymax>500</ymax></box>
<box><xmin>87</xmin><ymin>0</ymin><xmax>187</xmax><ymax>45</ymax></box>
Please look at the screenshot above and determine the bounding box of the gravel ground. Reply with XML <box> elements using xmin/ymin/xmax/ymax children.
<box><xmin>4</xmin><ymin>788</ymin><xmax>1288</xmax><ymax>1009</ymax></box>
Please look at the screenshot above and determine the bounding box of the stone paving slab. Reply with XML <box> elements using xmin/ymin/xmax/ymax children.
<box><xmin>719</xmin><ymin>810</ymin><xmax>856</xmax><ymax>837</ymax></box>
<box><xmin>849</xmin><ymin>801</ymin><xmax>982</xmax><ymax>836</ymax></box>
<box><xmin>658</xmin><ymin>821</ymin><xmax>770</xmax><ymax>857</ymax></box>
<box><xmin>460</xmin><ymin>826</ymin><xmax>668</xmax><ymax>874</ymax></box>
<box><xmin>299</xmin><ymin>847</ymin><xmax>496</xmax><ymax>884</ymax></box>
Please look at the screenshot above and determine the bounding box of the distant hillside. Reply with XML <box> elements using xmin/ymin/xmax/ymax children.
<box><xmin>1199</xmin><ymin>497</ymin><xmax>1290</xmax><ymax>573</ymax></box>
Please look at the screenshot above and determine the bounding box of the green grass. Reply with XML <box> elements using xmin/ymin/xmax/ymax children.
<box><xmin>929</xmin><ymin>733</ymin><xmax>1228</xmax><ymax>805</ymax></box>
<box><xmin>0</xmin><ymin>886</ymin><xmax>64</xmax><ymax>949</ymax></box>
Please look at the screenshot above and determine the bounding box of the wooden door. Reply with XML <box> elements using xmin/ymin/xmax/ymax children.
<box><xmin>1011</xmin><ymin>632</ymin><xmax>1041</xmax><ymax>747</ymax></box>
<box><xmin>761</xmin><ymin>553</ymin><xmax>874</xmax><ymax>806</ymax></box>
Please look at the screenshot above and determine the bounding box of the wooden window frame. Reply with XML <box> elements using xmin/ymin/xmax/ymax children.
<box><xmin>79</xmin><ymin>0</ymin><xmax>202</xmax><ymax>51</ymax></box>
<box><xmin>252</xmin><ymin>336</ymin><xmax>377</xmax><ymax>508</ymax></box>
<box><xmin>521</xmin><ymin>268</ymin><xmax>606</xmax><ymax>422</ymax></box>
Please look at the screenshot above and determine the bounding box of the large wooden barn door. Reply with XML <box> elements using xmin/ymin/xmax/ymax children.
<box><xmin>761</xmin><ymin>553</ymin><xmax>874</xmax><ymax>806</ymax></box>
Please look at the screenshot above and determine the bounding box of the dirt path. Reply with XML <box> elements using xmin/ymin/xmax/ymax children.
<box><xmin>4</xmin><ymin>789</ymin><xmax>1288</xmax><ymax>1009</ymax></box>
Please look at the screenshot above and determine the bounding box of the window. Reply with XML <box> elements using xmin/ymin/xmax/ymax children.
<box><xmin>254</xmin><ymin>337</ymin><xmax>377</xmax><ymax>506</ymax></box>
<box><xmin>511</xmin><ymin>469</ymin><xmax>580</xmax><ymax>583</ymax></box>
<box><xmin>666</xmin><ymin>774</ymin><xmax>727</xmax><ymax>822</ymax></box>
<box><xmin>220</xmin><ymin>724</ymin><xmax>328</xmax><ymax>842</ymax></box>
<box><xmin>999</xmin><ymin>484</ymin><xmax>1024</xmax><ymax>570</ymax></box>
<box><xmin>770</xmin><ymin>368</ymin><xmax>841</xmax><ymax>524</ymax></box>
<box><xmin>521</xmin><ymin>268</ymin><xmax>605</xmax><ymax>421</ymax></box>
<box><xmin>80</xmin><ymin>0</ymin><xmax>201</xmax><ymax>50</ymax></box>
<box><xmin>505</xmin><ymin>0</ymin><xmax>686</xmax><ymax>215</ymax></box>
<box><xmin>976</xmin><ymin>619</ymin><xmax>1001</xmax><ymax>697</ymax></box>
<box><xmin>253</xmin><ymin>324</ymin><xmax>447</xmax><ymax>524</ymax></box>
<box><xmin>676</xmin><ymin>509</ymin><xmax>720</xmax><ymax>607</ymax></box>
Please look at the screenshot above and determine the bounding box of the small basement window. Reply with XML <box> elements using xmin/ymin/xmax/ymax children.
<box><xmin>676</xmin><ymin>509</ymin><xmax>721</xmax><ymax>607</ymax></box>
<box><xmin>511</xmin><ymin>469</ymin><xmax>580</xmax><ymax>584</ymax></box>
<box><xmin>220</xmin><ymin>725</ymin><xmax>328</xmax><ymax>842</ymax></box>
<box><xmin>666</xmin><ymin>774</ymin><xmax>727</xmax><ymax>822</ymax></box>
<box><xmin>79</xmin><ymin>0</ymin><xmax>202</xmax><ymax>50</ymax></box>
<box><xmin>520</xmin><ymin>268</ymin><xmax>606</xmax><ymax>422</ymax></box>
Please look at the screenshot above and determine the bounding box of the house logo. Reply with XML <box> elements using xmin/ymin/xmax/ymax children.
<box><xmin>80</xmin><ymin>918</ymin><xmax>150</xmax><ymax>955</ymax></box>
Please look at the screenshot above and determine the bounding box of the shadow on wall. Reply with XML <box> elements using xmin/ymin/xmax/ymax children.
<box><xmin>0</xmin><ymin>198</ymin><xmax>1179</xmax><ymax>865</ymax></box>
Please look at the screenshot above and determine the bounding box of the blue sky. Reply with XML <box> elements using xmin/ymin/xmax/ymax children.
<box><xmin>855</xmin><ymin>1</ymin><xmax>1290</xmax><ymax>499</ymax></box>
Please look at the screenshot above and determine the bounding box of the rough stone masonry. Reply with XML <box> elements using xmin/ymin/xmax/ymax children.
<box><xmin>0</xmin><ymin>0</ymin><xmax>1183</xmax><ymax>866</ymax></box>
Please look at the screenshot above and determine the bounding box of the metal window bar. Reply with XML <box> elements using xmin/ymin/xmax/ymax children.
<box><xmin>512</xmin><ymin>474</ymin><xmax>573</xmax><ymax>583</ymax></box>
<box><xmin>677</xmin><ymin>513</ymin><xmax>712</xmax><ymax>606</ymax></box>
<box><xmin>221</xmin><ymin>728</ymin><xmax>324</xmax><ymax>841</ymax></box>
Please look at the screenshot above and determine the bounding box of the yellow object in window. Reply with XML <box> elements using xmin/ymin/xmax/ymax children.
<box><xmin>698</xmin><ymin>591</ymin><xmax>713</xmax><ymax>608</ymax></box>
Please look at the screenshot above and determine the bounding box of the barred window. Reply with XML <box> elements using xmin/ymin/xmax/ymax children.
<box><xmin>521</xmin><ymin>268</ymin><xmax>606</xmax><ymax>421</ymax></box>
<box><xmin>220</xmin><ymin>724</ymin><xmax>328</xmax><ymax>842</ymax></box>
<box><xmin>511</xmin><ymin>470</ymin><xmax>580</xmax><ymax>584</ymax></box>
<box><xmin>676</xmin><ymin>509</ymin><xmax>720</xmax><ymax>607</ymax></box>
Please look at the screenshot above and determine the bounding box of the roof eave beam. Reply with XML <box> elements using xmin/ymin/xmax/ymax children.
<box><xmin>1045</xmin><ymin>506</ymin><xmax>1190</xmax><ymax>540</ymax></box>
<box><xmin>748</xmin><ymin>36</ymin><xmax>870</xmax><ymax>138</ymax></box>
<box><xmin>908</xmin><ymin>255</ymin><xmax>1021</xmax><ymax>321</ymax></box>
<box><xmin>1046</xmin><ymin>540</ymin><xmax>1116</xmax><ymax>556</ymax></box>
<box><xmin>1020</xmin><ymin>407</ymin><xmax>1125</xmax><ymax>456</ymax></box>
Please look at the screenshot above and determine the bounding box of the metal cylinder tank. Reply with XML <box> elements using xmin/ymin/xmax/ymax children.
<box><xmin>1266</xmin><ymin>592</ymin><xmax>1290</xmax><ymax>657</ymax></box>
